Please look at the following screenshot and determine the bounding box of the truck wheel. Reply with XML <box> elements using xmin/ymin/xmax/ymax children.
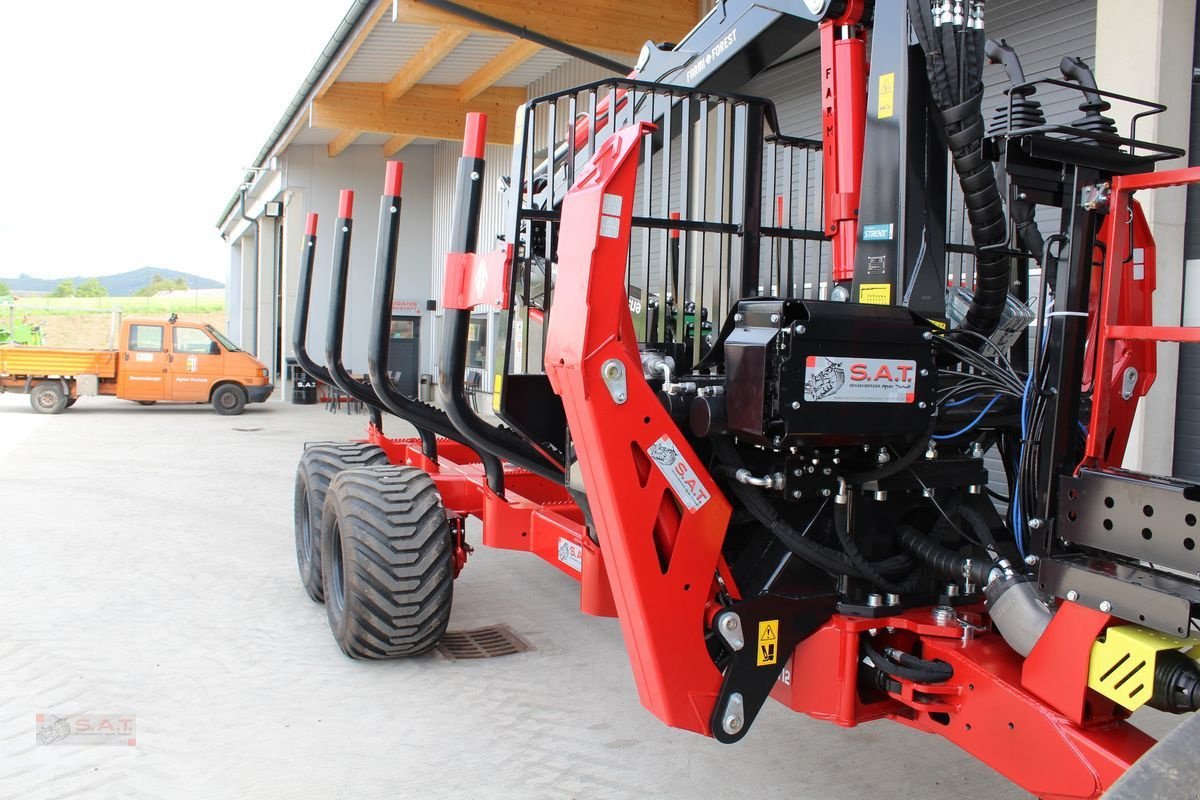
<box><xmin>211</xmin><ymin>384</ymin><xmax>246</xmax><ymax>415</ymax></box>
<box><xmin>66</xmin><ymin>398</ymin><xmax>77</xmax><ymax>408</ymax></box>
<box><xmin>320</xmin><ymin>466</ymin><xmax>453</xmax><ymax>658</ymax></box>
<box><xmin>136</xmin><ymin>401</ymin><xmax>156</xmax><ymax>406</ymax></box>
<box><xmin>293</xmin><ymin>442</ymin><xmax>388</xmax><ymax>603</ymax></box>
<box><xmin>30</xmin><ymin>383</ymin><xmax>68</xmax><ymax>414</ymax></box>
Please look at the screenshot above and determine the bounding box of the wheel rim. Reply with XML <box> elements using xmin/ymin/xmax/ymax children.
<box><xmin>300</xmin><ymin>501</ymin><xmax>314</xmax><ymax>568</ymax></box>
<box><xmin>219</xmin><ymin>392</ymin><xmax>237</xmax><ymax>409</ymax></box>
<box><xmin>35</xmin><ymin>391</ymin><xmax>57</xmax><ymax>410</ymax></box>
<box><xmin>329</xmin><ymin>521</ymin><xmax>346</xmax><ymax>614</ymax></box>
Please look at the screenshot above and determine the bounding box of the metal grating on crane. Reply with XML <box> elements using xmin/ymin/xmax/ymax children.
<box><xmin>437</xmin><ymin>625</ymin><xmax>532</xmax><ymax>660</ymax></box>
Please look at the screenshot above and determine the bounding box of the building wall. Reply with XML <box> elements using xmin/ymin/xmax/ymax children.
<box><xmin>280</xmin><ymin>142</ymin><xmax>436</xmax><ymax>376</ymax></box>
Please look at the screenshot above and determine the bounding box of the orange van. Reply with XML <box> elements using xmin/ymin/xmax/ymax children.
<box><xmin>0</xmin><ymin>315</ymin><xmax>273</xmax><ymax>415</ymax></box>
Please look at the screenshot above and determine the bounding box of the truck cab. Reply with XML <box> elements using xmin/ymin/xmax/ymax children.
<box><xmin>117</xmin><ymin>316</ymin><xmax>273</xmax><ymax>411</ymax></box>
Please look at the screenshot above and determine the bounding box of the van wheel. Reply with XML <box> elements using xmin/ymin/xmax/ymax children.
<box><xmin>136</xmin><ymin>400</ymin><xmax>156</xmax><ymax>406</ymax></box>
<box><xmin>212</xmin><ymin>384</ymin><xmax>246</xmax><ymax>415</ymax></box>
<box><xmin>321</xmin><ymin>466</ymin><xmax>453</xmax><ymax>658</ymax></box>
<box><xmin>30</xmin><ymin>383</ymin><xmax>68</xmax><ymax>414</ymax></box>
<box><xmin>293</xmin><ymin>442</ymin><xmax>388</xmax><ymax>602</ymax></box>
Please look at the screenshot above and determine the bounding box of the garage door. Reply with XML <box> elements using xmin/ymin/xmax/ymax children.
<box><xmin>1171</xmin><ymin>20</ymin><xmax>1200</xmax><ymax>481</ymax></box>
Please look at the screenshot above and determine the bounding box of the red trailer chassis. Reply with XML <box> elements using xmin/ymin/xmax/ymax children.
<box><xmin>331</xmin><ymin>116</ymin><xmax>1200</xmax><ymax>797</ymax></box>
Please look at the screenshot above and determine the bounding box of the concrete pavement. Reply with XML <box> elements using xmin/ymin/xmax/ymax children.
<box><xmin>0</xmin><ymin>394</ymin><xmax>1170</xmax><ymax>798</ymax></box>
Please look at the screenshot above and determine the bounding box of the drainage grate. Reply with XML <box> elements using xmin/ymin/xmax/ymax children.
<box><xmin>437</xmin><ymin>624</ymin><xmax>532</xmax><ymax>660</ymax></box>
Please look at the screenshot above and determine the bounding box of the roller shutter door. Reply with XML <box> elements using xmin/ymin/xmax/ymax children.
<box><xmin>1171</xmin><ymin>18</ymin><xmax>1200</xmax><ymax>481</ymax></box>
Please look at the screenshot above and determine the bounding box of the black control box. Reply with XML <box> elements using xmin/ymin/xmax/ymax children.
<box><xmin>722</xmin><ymin>299</ymin><xmax>936</xmax><ymax>446</ymax></box>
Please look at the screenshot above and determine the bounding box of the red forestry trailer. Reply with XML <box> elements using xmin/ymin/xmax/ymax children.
<box><xmin>291</xmin><ymin>2</ymin><xmax>1200</xmax><ymax>796</ymax></box>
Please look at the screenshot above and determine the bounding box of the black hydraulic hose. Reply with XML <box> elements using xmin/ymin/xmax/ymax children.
<box><xmin>958</xmin><ymin>505</ymin><xmax>998</xmax><ymax>549</ymax></box>
<box><xmin>833</xmin><ymin>506</ymin><xmax>922</xmax><ymax>595</ymax></box>
<box><xmin>839</xmin><ymin>420</ymin><xmax>935</xmax><ymax>486</ymax></box>
<box><xmin>907</xmin><ymin>0</ymin><xmax>1009</xmax><ymax>343</ymax></box>
<box><xmin>713</xmin><ymin>440</ymin><xmax>914</xmax><ymax>579</ymax></box>
<box><xmin>897</xmin><ymin>525</ymin><xmax>999</xmax><ymax>587</ymax></box>
<box><xmin>862</xmin><ymin>639</ymin><xmax>953</xmax><ymax>684</ymax></box>
<box><xmin>291</xmin><ymin>213</ymin><xmax>334</xmax><ymax>387</ymax></box>
<box><xmin>414</xmin><ymin>0</ymin><xmax>629</xmax><ymax>75</ymax></box>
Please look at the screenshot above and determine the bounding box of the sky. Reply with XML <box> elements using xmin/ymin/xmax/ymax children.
<box><xmin>0</xmin><ymin>0</ymin><xmax>353</xmax><ymax>284</ymax></box>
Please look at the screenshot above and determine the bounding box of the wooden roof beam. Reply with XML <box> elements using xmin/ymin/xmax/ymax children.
<box><xmin>392</xmin><ymin>0</ymin><xmax>700</xmax><ymax>58</ymax></box>
<box><xmin>327</xmin><ymin>129</ymin><xmax>363</xmax><ymax>158</ymax></box>
<box><xmin>312</xmin><ymin>83</ymin><xmax>523</xmax><ymax>144</ymax></box>
<box><xmin>385</xmin><ymin>27</ymin><xmax>470</xmax><ymax>102</ymax></box>
<box><xmin>457</xmin><ymin>39</ymin><xmax>541</xmax><ymax>102</ymax></box>
<box><xmin>383</xmin><ymin>134</ymin><xmax>417</xmax><ymax>157</ymax></box>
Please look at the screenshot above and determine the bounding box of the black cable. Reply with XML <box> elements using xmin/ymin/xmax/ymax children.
<box><xmin>839</xmin><ymin>419</ymin><xmax>937</xmax><ymax>486</ymax></box>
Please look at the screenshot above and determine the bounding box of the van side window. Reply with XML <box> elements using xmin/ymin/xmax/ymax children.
<box><xmin>174</xmin><ymin>327</ymin><xmax>215</xmax><ymax>354</ymax></box>
<box><xmin>129</xmin><ymin>324</ymin><xmax>164</xmax><ymax>352</ymax></box>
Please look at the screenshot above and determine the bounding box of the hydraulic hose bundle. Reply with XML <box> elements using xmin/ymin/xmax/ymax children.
<box><xmin>907</xmin><ymin>0</ymin><xmax>1009</xmax><ymax>343</ymax></box>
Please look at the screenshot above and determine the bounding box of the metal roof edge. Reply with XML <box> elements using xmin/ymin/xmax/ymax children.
<box><xmin>215</xmin><ymin>0</ymin><xmax>381</xmax><ymax>230</ymax></box>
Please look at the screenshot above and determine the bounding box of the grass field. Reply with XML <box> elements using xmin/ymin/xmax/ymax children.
<box><xmin>9</xmin><ymin>294</ymin><xmax>225</xmax><ymax>315</ymax></box>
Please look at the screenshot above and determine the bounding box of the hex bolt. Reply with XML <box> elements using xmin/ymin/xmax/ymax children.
<box><xmin>822</xmin><ymin>468</ymin><xmax>832</xmax><ymax>476</ymax></box>
<box><xmin>792</xmin><ymin>490</ymin><xmax>803</xmax><ymax>499</ymax></box>
<box><xmin>615</xmin><ymin>392</ymin><xmax>626</xmax><ymax>403</ymax></box>
<box><xmin>734</xmin><ymin>313</ymin><xmax>744</xmax><ymax>322</ymax></box>
<box><xmin>724</xmin><ymin>715</ymin><xmax>742</xmax><ymax>733</ymax></box>
<box><xmin>885</xmin><ymin>593</ymin><xmax>901</xmax><ymax>606</ymax></box>
<box><xmin>918</xmin><ymin>401</ymin><xmax>928</xmax><ymax>409</ymax></box>
<box><xmin>1028</xmin><ymin>517</ymin><xmax>1044</xmax><ymax>530</ymax></box>
<box><xmin>1024</xmin><ymin>554</ymin><xmax>1039</xmax><ymax>566</ymax></box>
<box><xmin>722</xmin><ymin>616</ymin><xmax>738</xmax><ymax>632</ymax></box>
<box><xmin>770</xmin><ymin>313</ymin><xmax>780</xmax><ymax>324</ymax></box>
<box><xmin>932</xmin><ymin>606</ymin><xmax>956</xmax><ymax>626</ymax></box>
<box><xmin>791</xmin><ymin>401</ymin><xmax>801</xmax><ymax>410</ymax></box>
<box><xmin>923</xmin><ymin>331</ymin><xmax>934</xmax><ymax>340</ymax></box>
<box><xmin>919</xmin><ymin>368</ymin><xmax>929</xmax><ymax>377</ymax></box>
<box><xmin>794</xmin><ymin>324</ymin><xmax>807</xmax><ymax>335</ymax></box>
<box><xmin>873</xmin><ymin>491</ymin><xmax>888</xmax><ymax>501</ymax></box>
<box><xmin>1066</xmin><ymin>590</ymin><xmax>1079</xmax><ymax>602</ymax></box>
<box><xmin>821</xmin><ymin>489</ymin><xmax>832</xmax><ymax>497</ymax></box>
<box><xmin>793</xmin><ymin>469</ymin><xmax>804</xmax><ymax>477</ymax></box>
<box><xmin>1099</xmin><ymin>600</ymin><xmax>1113</xmax><ymax>613</ymax></box>
<box><xmin>866</xmin><ymin>593</ymin><xmax>883</xmax><ymax>608</ymax></box>
<box><xmin>602</xmin><ymin>362</ymin><xmax>622</xmax><ymax>380</ymax></box>
<box><xmin>470</xmin><ymin>171</ymin><xmax>480</xmax><ymax>181</ymax></box>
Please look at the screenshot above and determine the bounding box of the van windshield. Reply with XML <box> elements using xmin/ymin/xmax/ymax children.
<box><xmin>206</xmin><ymin>325</ymin><xmax>242</xmax><ymax>352</ymax></box>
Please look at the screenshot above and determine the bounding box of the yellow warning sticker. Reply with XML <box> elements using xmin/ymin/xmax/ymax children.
<box><xmin>757</xmin><ymin>619</ymin><xmax>779</xmax><ymax>666</ymax></box>
<box><xmin>878</xmin><ymin>73</ymin><xmax>895</xmax><ymax>119</ymax></box>
<box><xmin>929</xmin><ymin>318</ymin><xmax>948</xmax><ymax>330</ymax></box>
<box><xmin>859</xmin><ymin>283</ymin><xmax>892</xmax><ymax>305</ymax></box>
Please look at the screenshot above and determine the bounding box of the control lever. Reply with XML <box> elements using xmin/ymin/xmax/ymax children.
<box><xmin>985</xmin><ymin>38</ymin><xmax>1045</xmax><ymax>134</ymax></box>
<box><xmin>1059</xmin><ymin>56</ymin><xmax>1104</xmax><ymax>106</ymax></box>
<box><xmin>985</xmin><ymin>38</ymin><xmax>1026</xmax><ymax>85</ymax></box>
<box><xmin>985</xmin><ymin>38</ymin><xmax>1045</xmax><ymax>261</ymax></box>
<box><xmin>1059</xmin><ymin>56</ymin><xmax>1118</xmax><ymax>145</ymax></box>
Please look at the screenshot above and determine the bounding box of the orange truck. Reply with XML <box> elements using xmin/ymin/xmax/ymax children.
<box><xmin>0</xmin><ymin>315</ymin><xmax>273</xmax><ymax>415</ymax></box>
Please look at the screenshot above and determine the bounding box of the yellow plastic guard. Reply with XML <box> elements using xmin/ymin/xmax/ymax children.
<box><xmin>1088</xmin><ymin>626</ymin><xmax>1200</xmax><ymax>711</ymax></box>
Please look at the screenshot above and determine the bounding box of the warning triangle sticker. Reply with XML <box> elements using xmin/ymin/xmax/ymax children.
<box><xmin>760</xmin><ymin>622</ymin><xmax>776</xmax><ymax>641</ymax></box>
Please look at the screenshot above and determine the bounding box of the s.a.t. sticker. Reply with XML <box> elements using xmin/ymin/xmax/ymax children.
<box><xmin>646</xmin><ymin>435</ymin><xmax>711</xmax><ymax>512</ymax></box>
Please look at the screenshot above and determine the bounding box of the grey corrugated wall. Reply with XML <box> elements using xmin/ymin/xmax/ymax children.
<box><xmin>1172</xmin><ymin>12</ymin><xmax>1200</xmax><ymax>481</ymax></box>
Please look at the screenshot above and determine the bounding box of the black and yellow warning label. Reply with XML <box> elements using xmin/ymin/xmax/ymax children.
<box><xmin>757</xmin><ymin>619</ymin><xmax>779</xmax><ymax>666</ymax></box>
<box><xmin>878</xmin><ymin>73</ymin><xmax>896</xmax><ymax>119</ymax></box>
